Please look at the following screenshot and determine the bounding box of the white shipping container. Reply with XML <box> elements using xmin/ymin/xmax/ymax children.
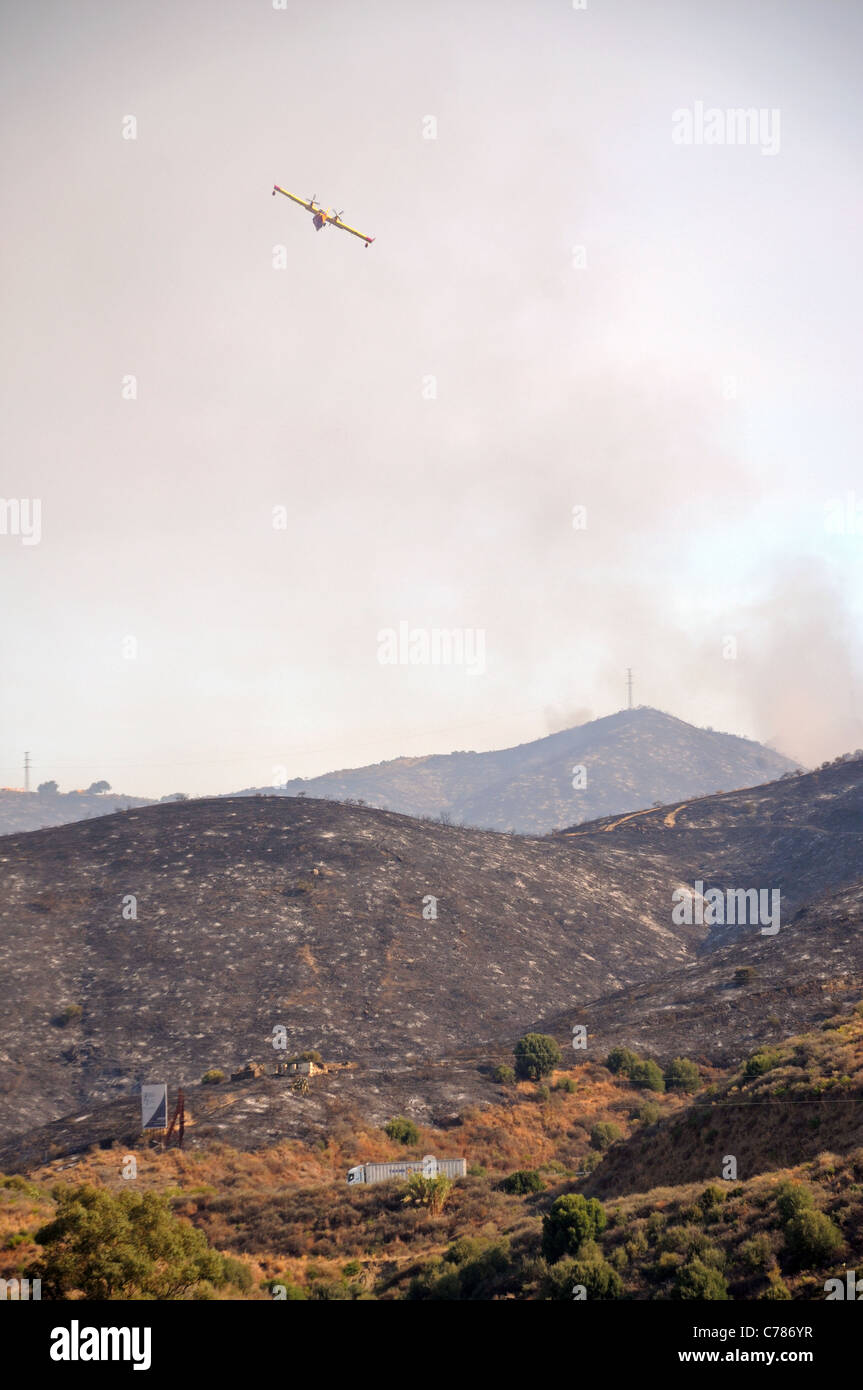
<box><xmin>346</xmin><ymin>1155</ymin><xmax>467</xmax><ymax>1185</ymax></box>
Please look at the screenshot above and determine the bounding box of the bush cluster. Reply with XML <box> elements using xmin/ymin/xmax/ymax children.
<box><xmin>385</xmin><ymin>1116</ymin><xmax>419</xmax><ymax>1145</ymax></box>
<box><xmin>513</xmin><ymin>1034</ymin><xmax>562</xmax><ymax>1081</ymax></box>
<box><xmin>605</xmin><ymin>1046</ymin><xmax>667</xmax><ymax>1092</ymax></box>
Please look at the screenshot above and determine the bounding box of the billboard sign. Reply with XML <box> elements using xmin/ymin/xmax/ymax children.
<box><xmin>141</xmin><ymin>1083</ymin><xmax>168</xmax><ymax>1130</ymax></box>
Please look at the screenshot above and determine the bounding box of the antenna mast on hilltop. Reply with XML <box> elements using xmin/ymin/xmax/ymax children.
<box><xmin>24</xmin><ymin>750</ymin><xmax>30</xmax><ymax>792</ymax></box>
<box><xmin>626</xmin><ymin>669</ymin><xmax>633</xmax><ymax>710</ymax></box>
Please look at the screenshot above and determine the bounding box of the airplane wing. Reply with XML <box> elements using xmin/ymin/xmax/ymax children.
<box><xmin>330</xmin><ymin>215</ymin><xmax>375</xmax><ymax>245</ymax></box>
<box><xmin>272</xmin><ymin>185</ymin><xmax>315</xmax><ymax>212</ymax></box>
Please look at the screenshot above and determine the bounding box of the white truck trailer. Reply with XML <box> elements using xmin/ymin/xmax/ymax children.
<box><xmin>347</xmin><ymin>1155</ymin><xmax>467</xmax><ymax>1185</ymax></box>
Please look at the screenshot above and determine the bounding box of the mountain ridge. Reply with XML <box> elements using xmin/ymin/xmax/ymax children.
<box><xmin>235</xmin><ymin>706</ymin><xmax>799</xmax><ymax>833</ymax></box>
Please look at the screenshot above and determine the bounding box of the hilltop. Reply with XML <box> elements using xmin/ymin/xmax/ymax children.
<box><xmin>0</xmin><ymin>709</ymin><xmax>798</xmax><ymax>839</ymax></box>
<box><xmin>235</xmin><ymin>707</ymin><xmax>799</xmax><ymax>833</ymax></box>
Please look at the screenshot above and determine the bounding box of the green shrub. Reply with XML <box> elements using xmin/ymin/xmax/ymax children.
<box><xmin>542</xmin><ymin>1243</ymin><xmax>622</xmax><ymax>1300</ymax></box>
<box><xmin>513</xmin><ymin>1033</ymin><xmax>562</xmax><ymax>1081</ymax></box>
<box><xmin>420</xmin><ymin>1269</ymin><xmax>462</xmax><ymax>1300</ymax></box>
<box><xmin>308</xmin><ymin>1277</ymin><xmax>352</xmax><ymax>1300</ymax></box>
<box><xmin>201</xmin><ymin>1069</ymin><xmax>225</xmax><ymax>1085</ymax></box>
<box><xmin>402</xmin><ymin>1174</ymin><xmax>453</xmax><ymax>1213</ymax></box>
<box><xmin>0</xmin><ymin>1176</ymin><xmax>41</xmax><ymax>1199</ymax></box>
<box><xmin>662</xmin><ymin>1226</ymin><xmax>724</xmax><ymax>1262</ymax></box>
<box><xmin>541</xmin><ymin>1194</ymin><xmax>607</xmax><ymax>1263</ymax></box>
<box><xmin>221</xmin><ymin>1256</ymin><xmax>253</xmax><ymax>1292</ymax></box>
<box><xmin>775</xmin><ymin>1181</ymin><xmax>815</xmax><ymax>1224</ymax></box>
<box><xmin>742</xmin><ymin>1048</ymin><xmax>782</xmax><ymax>1079</ymax></box>
<box><xmin>698</xmin><ymin>1185</ymin><xmax>725</xmax><ymax>1216</ymax></box>
<box><xmin>626</xmin><ymin>1228</ymin><xmax>649</xmax><ymax>1260</ymax></box>
<box><xmin>263</xmin><ymin>1276</ymin><xmax>307</xmax><ymax>1299</ymax></box>
<box><xmin>631</xmin><ymin>1059</ymin><xmax>666</xmax><ymax>1092</ymax></box>
<box><xmin>419</xmin><ymin>1242</ymin><xmax>511</xmax><ymax>1300</ymax></box>
<box><xmin>606</xmin><ymin>1046</ymin><xmax>641</xmax><ymax>1077</ymax></box>
<box><xmin>499</xmin><ymin>1169</ymin><xmax>544</xmax><ymax>1195</ymax></box>
<box><xmin>761</xmin><ymin>1274</ymin><xmax>792</xmax><ymax>1299</ymax></box>
<box><xmin>665</xmin><ymin>1057</ymin><xmax>701</xmax><ymax>1092</ymax></box>
<box><xmin>555</xmin><ymin>1077</ymin><xmax>577</xmax><ymax>1093</ymax></box>
<box><xmin>783</xmin><ymin>1210</ymin><xmax>843</xmax><ymax>1269</ymax></box>
<box><xmin>590</xmin><ymin>1122</ymin><xmax>623</xmax><ymax>1152</ymax></box>
<box><xmin>456</xmin><ymin>1242</ymin><xmax>511</xmax><ymax>1298</ymax></box>
<box><xmin>739</xmin><ymin>1234</ymin><xmax>774</xmax><ymax>1271</ymax></box>
<box><xmin>659</xmin><ymin>1226</ymin><xmax>692</xmax><ymax>1254</ymax></box>
<box><xmin>673</xmin><ymin>1259</ymin><xmax>730</xmax><ymax>1300</ymax></box>
<box><xmin>492</xmin><ymin>1064</ymin><xmax>515</xmax><ymax>1084</ymax></box>
<box><xmin>444</xmin><ymin>1236</ymin><xmax>488</xmax><ymax>1266</ymax></box>
<box><xmin>30</xmin><ymin>1184</ymin><xmax>231</xmax><ymax>1299</ymax></box>
<box><xmin>637</xmin><ymin>1102</ymin><xmax>661</xmax><ymax>1125</ymax></box>
<box><xmin>653</xmin><ymin>1250</ymin><xmax>682</xmax><ymax>1277</ymax></box>
<box><xmin>385</xmin><ymin>1116</ymin><xmax>419</xmax><ymax>1145</ymax></box>
<box><xmin>53</xmin><ymin>1004</ymin><xmax>82</xmax><ymax>1028</ymax></box>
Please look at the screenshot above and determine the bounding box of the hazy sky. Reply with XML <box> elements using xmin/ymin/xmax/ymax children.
<box><xmin>1</xmin><ymin>0</ymin><xmax>861</xmax><ymax>796</ymax></box>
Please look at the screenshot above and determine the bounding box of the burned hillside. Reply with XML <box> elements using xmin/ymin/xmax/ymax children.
<box><xmin>0</xmin><ymin>758</ymin><xmax>860</xmax><ymax>1151</ymax></box>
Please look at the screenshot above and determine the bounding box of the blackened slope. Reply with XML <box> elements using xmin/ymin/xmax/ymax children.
<box><xmin>0</xmin><ymin>796</ymin><xmax>696</xmax><ymax>1138</ymax></box>
<box><xmin>538</xmin><ymin>879</ymin><xmax>863</xmax><ymax>1067</ymax></box>
<box><xmin>2</xmin><ymin>759</ymin><xmax>858</xmax><ymax>1146</ymax></box>
<box><xmin>558</xmin><ymin>756</ymin><xmax>863</xmax><ymax>921</ymax></box>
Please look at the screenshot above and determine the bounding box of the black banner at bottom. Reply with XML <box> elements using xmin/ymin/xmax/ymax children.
<box><xmin>7</xmin><ymin>1296</ymin><xmax>858</xmax><ymax>1377</ymax></box>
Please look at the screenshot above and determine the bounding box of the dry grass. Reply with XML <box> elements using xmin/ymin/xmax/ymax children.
<box><xmin>3</xmin><ymin>1020</ymin><xmax>861</xmax><ymax>1299</ymax></box>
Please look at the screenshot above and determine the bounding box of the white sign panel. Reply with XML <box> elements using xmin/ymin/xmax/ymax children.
<box><xmin>141</xmin><ymin>1083</ymin><xmax>168</xmax><ymax>1130</ymax></box>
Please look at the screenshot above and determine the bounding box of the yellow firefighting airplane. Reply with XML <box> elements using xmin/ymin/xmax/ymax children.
<box><xmin>272</xmin><ymin>185</ymin><xmax>375</xmax><ymax>247</ymax></box>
